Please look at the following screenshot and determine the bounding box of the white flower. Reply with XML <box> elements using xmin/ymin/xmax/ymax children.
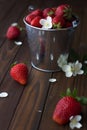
<box><xmin>69</xmin><ymin>115</ymin><xmax>82</xmax><ymax>129</ymax></box>
<box><xmin>62</xmin><ymin>61</ymin><xmax>84</xmax><ymax>77</ymax></box>
<box><xmin>57</xmin><ymin>54</ymin><xmax>69</xmax><ymax>68</ymax></box>
<box><xmin>40</xmin><ymin>16</ymin><xmax>52</xmax><ymax>29</ymax></box>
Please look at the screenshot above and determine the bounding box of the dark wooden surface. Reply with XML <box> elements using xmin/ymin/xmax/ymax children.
<box><xmin>0</xmin><ymin>0</ymin><xmax>87</xmax><ymax>130</ymax></box>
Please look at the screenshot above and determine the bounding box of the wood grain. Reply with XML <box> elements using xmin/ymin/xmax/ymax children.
<box><xmin>0</xmin><ymin>0</ymin><xmax>87</xmax><ymax>130</ymax></box>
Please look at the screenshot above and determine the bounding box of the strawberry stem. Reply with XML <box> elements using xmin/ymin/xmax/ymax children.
<box><xmin>61</xmin><ymin>88</ymin><xmax>87</xmax><ymax>105</ymax></box>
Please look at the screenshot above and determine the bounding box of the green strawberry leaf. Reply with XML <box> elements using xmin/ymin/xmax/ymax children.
<box><xmin>72</xmin><ymin>88</ymin><xmax>78</xmax><ymax>97</ymax></box>
<box><xmin>61</xmin><ymin>88</ymin><xmax>87</xmax><ymax>105</ymax></box>
<box><xmin>61</xmin><ymin>88</ymin><xmax>78</xmax><ymax>97</ymax></box>
<box><xmin>66</xmin><ymin>88</ymin><xmax>72</xmax><ymax>96</ymax></box>
<box><xmin>10</xmin><ymin>61</ymin><xmax>18</xmax><ymax>68</ymax></box>
<box><xmin>48</xmin><ymin>11</ymin><xmax>54</xmax><ymax>16</ymax></box>
<box><xmin>76</xmin><ymin>96</ymin><xmax>87</xmax><ymax>105</ymax></box>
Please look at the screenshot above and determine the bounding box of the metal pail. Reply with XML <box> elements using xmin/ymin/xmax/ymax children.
<box><xmin>24</xmin><ymin>18</ymin><xmax>79</xmax><ymax>72</ymax></box>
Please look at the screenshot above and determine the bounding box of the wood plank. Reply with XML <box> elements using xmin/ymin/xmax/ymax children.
<box><xmin>0</xmin><ymin>38</ymin><xmax>31</xmax><ymax>130</ymax></box>
<box><xmin>8</xmin><ymin>70</ymin><xmax>52</xmax><ymax>130</ymax></box>
<box><xmin>38</xmin><ymin>73</ymin><xmax>87</xmax><ymax>130</ymax></box>
<box><xmin>0</xmin><ymin>0</ymin><xmax>31</xmax><ymax>46</ymax></box>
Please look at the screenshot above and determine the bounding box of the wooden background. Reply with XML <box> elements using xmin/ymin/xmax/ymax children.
<box><xmin>0</xmin><ymin>0</ymin><xmax>87</xmax><ymax>130</ymax></box>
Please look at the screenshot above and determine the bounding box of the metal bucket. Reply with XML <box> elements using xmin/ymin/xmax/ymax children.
<box><xmin>23</xmin><ymin>18</ymin><xmax>79</xmax><ymax>72</ymax></box>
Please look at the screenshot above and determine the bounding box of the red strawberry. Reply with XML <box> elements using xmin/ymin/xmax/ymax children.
<box><xmin>65</xmin><ymin>21</ymin><xmax>72</xmax><ymax>28</ymax></box>
<box><xmin>25</xmin><ymin>14</ymin><xmax>36</xmax><ymax>24</ymax></box>
<box><xmin>53</xmin><ymin>96</ymin><xmax>81</xmax><ymax>125</ymax></box>
<box><xmin>10</xmin><ymin>63</ymin><xmax>28</xmax><ymax>85</ymax></box>
<box><xmin>52</xmin><ymin>88</ymin><xmax>87</xmax><ymax>125</ymax></box>
<box><xmin>55</xmin><ymin>4</ymin><xmax>72</xmax><ymax>20</ymax></box>
<box><xmin>31</xmin><ymin>9</ymin><xmax>42</xmax><ymax>16</ymax></box>
<box><xmin>31</xmin><ymin>16</ymin><xmax>42</xmax><ymax>27</ymax></box>
<box><xmin>52</xmin><ymin>16</ymin><xmax>65</xmax><ymax>28</ymax></box>
<box><xmin>43</xmin><ymin>8</ymin><xmax>55</xmax><ymax>18</ymax></box>
<box><xmin>6</xmin><ymin>24</ymin><xmax>20</xmax><ymax>40</ymax></box>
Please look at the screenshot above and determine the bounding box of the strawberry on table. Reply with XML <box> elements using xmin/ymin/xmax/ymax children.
<box><xmin>6</xmin><ymin>23</ymin><xmax>20</xmax><ymax>40</ymax></box>
<box><xmin>10</xmin><ymin>63</ymin><xmax>29</xmax><ymax>85</ymax></box>
<box><xmin>53</xmin><ymin>96</ymin><xmax>81</xmax><ymax>125</ymax></box>
<box><xmin>53</xmin><ymin>88</ymin><xmax>87</xmax><ymax>125</ymax></box>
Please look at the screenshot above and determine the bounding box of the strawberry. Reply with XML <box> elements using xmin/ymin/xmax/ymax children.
<box><xmin>6</xmin><ymin>24</ymin><xmax>20</xmax><ymax>40</ymax></box>
<box><xmin>55</xmin><ymin>4</ymin><xmax>72</xmax><ymax>20</ymax></box>
<box><xmin>52</xmin><ymin>16</ymin><xmax>65</xmax><ymax>28</ymax></box>
<box><xmin>53</xmin><ymin>96</ymin><xmax>81</xmax><ymax>125</ymax></box>
<box><xmin>25</xmin><ymin>14</ymin><xmax>36</xmax><ymax>24</ymax></box>
<box><xmin>10</xmin><ymin>63</ymin><xmax>28</xmax><ymax>85</ymax></box>
<box><xmin>65</xmin><ymin>21</ymin><xmax>72</xmax><ymax>28</ymax></box>
<box><xmin>31</xmin><ymin>16</ymin><xmax>42</xmax><ymax>27</ymax></box>
<box><xmin>53</xmin><ymin>88</ymin><xmax>87</xmax><ymax>125</ymax></box>
<box><xmin>43</xmin><ymin>8</ymin><xmax>55</xmax><ymax>18</ymax></box>
<box><xmin>31</xmin><ymin>9</ymin><xmax>42</xmax><ymax>16</ymax></box>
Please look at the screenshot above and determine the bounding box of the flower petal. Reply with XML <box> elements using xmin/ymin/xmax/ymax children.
<box><xmin>75</xmin><ymin>115</ymin><xmax>82</xmax><ymax>121</ymax></box>
<box><xmin>14</xmin><ymin>41</ymin><xmax>22</xmax><ymax>45</ymax></box>
<box><xmin>46</xmin><ymin>16</ymin><xmax>52</xmax><ymax>22</ymax></box>
<box><xmin>84</xmin><ymin>60</ymin><xmax>87</xmax><ymax>64</ymax></box>
<box><xmin>62</xmin><ymin>65</ymin><xmax>71</xmax><ymax>72</ymax></box>
<box><xmin>39</xmin><ymin>19</ymin><xmax>46</xmax><ymax>25</ymax></box>
<box><xmin>75</xmin><ymin>122</ymin><xmax>82</xmax><ymax>129</ymax></box>
<box><xmin>49</xmin><ymin>78</ymin><xmax>56</xmax><ymax>82</ymax></box>
<box><xmin>69</xmin><ymin>122</ymin><xmax>75</xmax><ymax>129</ymax></box>
<box><xmin>11</xmin><ymin>23</ymin><xmax>18</xmax><ymax>26</ymax></box>
<box><xmin>77</xmin><ymin>70</ymin><xmax>84</xmax><ymax>75</ymax></box>
<box><xmin>0</xmin><ymin>92</ymin><xmax>8</xmax><ymax>98</ymax></box>
<box><xmin>65</xmin><ymin>71</ymin><xmax>73</xmax><ymax>77</ymax></box>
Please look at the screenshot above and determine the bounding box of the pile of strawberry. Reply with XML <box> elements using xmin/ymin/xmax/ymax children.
<box><xmin>25</xmin><ymin>4</ymin><xmax>77</xmax><ymax>29</ymax></box>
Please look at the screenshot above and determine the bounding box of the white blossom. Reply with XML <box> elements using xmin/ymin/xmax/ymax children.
<box><xmin>62</xmin><ymin>61</ymin><xmax>84</xmax><ymax>77</ymax></box>
<box><xmin>69</xmin><ymin>115</ymin><xmax>82</xmax><ymax>129</ymax></box>
<box><xmin>40</xmin><ymin>16</ymin><xmax>52</xmax><ymax>29</ymax></box>
<box><xmin>57</xmin><ymin>54</ymin><xmax>69</xmax><ymax>68</ymax></box>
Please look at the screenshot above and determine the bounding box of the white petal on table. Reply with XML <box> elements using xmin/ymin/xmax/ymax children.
<box><xmin>14</xmin><ymin>41</ymin><xmax>22</xmax><ymax>46</ymax></box>
<box><xmin>0</xmin><ymin>92</ymin><xmax>8</xmax><ymax>98</ymax></box>
<box><xmin>84</xmin><ymin>60</ymin><xmax>87</xmax><ymax>64</ymax></box>
<box><xmin>49</xmin><ymin>78</ymin><xmax>57</xmax><ymax>83</ymax></box>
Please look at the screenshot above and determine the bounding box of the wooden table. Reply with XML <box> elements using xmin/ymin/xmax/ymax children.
<box><xmin>0</xmin><ymin>0</ymin><xmax>87</xmax><ymax>130</ymax></box>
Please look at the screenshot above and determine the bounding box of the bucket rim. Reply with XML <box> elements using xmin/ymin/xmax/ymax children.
<box><xmin>23</xmin><ymin>16</ymin><xmax>79</xmax><ymax>32</ymax></box>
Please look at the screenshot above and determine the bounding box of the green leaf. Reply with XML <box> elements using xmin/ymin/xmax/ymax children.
<box><xmin>61</xmin><ymin>88</ymin><xmax>78</xmax><ymax>98</ymax></box>
<box><xmin>66</xmin><ymin>88</ymin><xmax>72</xmax><ymax>96</ymax></box>
<box><xmin>61</xmin><ymin>92</ymin><xmax>66</xmax><ymax>97</ymax></box>
<box><xmin>72</xmin><ymin>88</ymin><xmax>78</xmax><ymax>97</ymax></box>
<box><xmin>76</xmin><ymin>96</ymin><xmax>87</xmax><ymax>105</ymax></box>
